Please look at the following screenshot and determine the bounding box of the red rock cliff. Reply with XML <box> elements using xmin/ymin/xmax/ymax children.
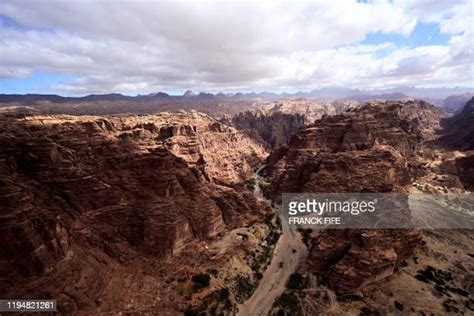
<box><xmin>0</xmin><ymin>112</ymin><xmax>268</xmax><ymax>313</ymax></box>
<box><xmin>263</xmin><ymin>100</ymin><xmax>441</xmax><ymax>291</ymax></box>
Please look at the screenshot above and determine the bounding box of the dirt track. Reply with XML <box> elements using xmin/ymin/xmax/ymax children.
<box><xmin>237</xmin><ymin>171</ymin><xmax>306</xmax><ymax>316</ymax></box>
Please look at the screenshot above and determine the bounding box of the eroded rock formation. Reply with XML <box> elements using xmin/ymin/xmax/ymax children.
<box><xmin>442</xmin><ymin>93</ymin><xmax>474</xmax><ymax>114</ymax></box>
<box><xmin>224</xmin><ymin>110</ymin><xmax>306</xmax><ymax>149</ymax></box>
<box><xmin>438</xmin><ymin>97</ymin><xmax>474</xmax><ymax>190</ymax></box>
<box><xmin>263</xmin><ymin>100</ymin><xmax>442</xmax><ymax>291</ymax></box>
<box><xmin>264</xmin><ymin>100</ymin><xmax>440</xmax><ymax>196</ymax></box>
<box><xmin>0</xmin><ymin>112</ymin><xmax>268</xmax><ymax>314</ymax></box>
<box><xmin>441</xmin><ymin>97</ymin><xmax>474</xmax><ymax>151</ymax></box>
<box><xmin>259</xmin><ymin>99</ymin><xmax>337</xmax><ymax>123</ymax></box>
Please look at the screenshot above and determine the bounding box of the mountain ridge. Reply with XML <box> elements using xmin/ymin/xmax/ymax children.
<box><xmin>2</xmin><ymin>86</ymin><xmax>473</xmax><ymax>103</ymax></box>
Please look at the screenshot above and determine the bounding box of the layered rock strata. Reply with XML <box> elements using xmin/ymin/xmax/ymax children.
<box><xmin>0</xmin><ymin>112</ymin><xmax>268</xmax><ymax>313</ymax></box>
<box><xmin>224</xmin><ymin>110</ymin><xmax>306</xmax><ymax>149</ymax></box>
<box><xmin>263</xmin><ymin>100</ymin><xmax>442</xmax><ymax>291</ymax></box>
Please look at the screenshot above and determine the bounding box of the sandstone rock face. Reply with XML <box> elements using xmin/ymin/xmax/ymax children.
<box><xmin>441</xmin><ymin>97</ymin><xmax>474</xmax><ymax>151</ymax></box>
<box><xmin>306</xmin><ymin>229</ymin><xmax>424</xmax><ymax>292</ymax></box>
<box><xmin>263</xmin><ymin>100</ymin><xmax>442</xmax><ymax>292</ymax></box>
<box><xmin>264</xmin><ymin>100</ymin><xmax>440</xmax><ymax>196</ymax></box>
<box><xmin>438</xmin><ymin>97</ymin><xmax>474</xmax><ymax>190</ymax></box>
<box><xmin>224</xmin><ymin>110</ymin><xmax>306</xmax><ymax>149</ymax></box>
<box><xmin>442</xmin><ymin>93</ymin><xmax>474</xmax><ymax>114</ymax></box>
<box><xmin>109</xmin><ymin>111</ymin><xmax>266</xmax><ymax>185</ymax></box>
<box><xmin>0</xmin><ymin>112</ymin><xmax>268</xmax><ymax>313</ymax></box>
<box><xmin>456</xmin><ymin>155</ymin><xmax>474</xmax><ymax>190</ymax></box>
<box><xmin>259</xmin><ymin>99</ymin><xmax>337</xmax><ymax>123</ymax></box>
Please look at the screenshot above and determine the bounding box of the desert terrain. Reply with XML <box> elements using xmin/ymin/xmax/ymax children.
<box><xmin>1</xmin><ymin>96</ymin><xmax>472</xmax><ymax>315</ymax></box>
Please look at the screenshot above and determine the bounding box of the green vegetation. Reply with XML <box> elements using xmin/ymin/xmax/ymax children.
<box><xmin>336</xmin><ymin>292</ymin><xmax>363</xmax><ymax>301</ymax></box>
<box><xmin>235</xmin><ymin>275</ymin><xmax>255</xmax><ymax>300</ymax></box>
<box><xmin>286</xmin><ymin>272</ymin><xmax>308</xmax><ymax>290</ymax></box>
<box><xmin>298</xmin><ymin>228</ymin><xmax>314</xmax><ymax>247</ymax></box>
<box><xmin>264</xmin><ymin>212</ymin><xmax>282</xmax><ymax>232</ymax></box>
<box><xmin>191</xmin><ymin>273</ymin><xmax>210</xmax><ymax>290</ymax></box>
<box><xmin>275</xmin><ymin>292</ymin><xmax>303</xmax><ymax>316</ymax></box>
<box><xmin>258</xmin><ymin>180</ymin><xmax>270</xmax><ymax>190</ymax></box>
<box><xmin>251</xmin><ymin>246</ymin><xmax>272</xmax><ymax>276</ymax></box>
<box><xmin>266</xmin><ymin>230</ymin><xmax>281</xmax><ymax>246</ymax></box>
<box><xmin>245</xmin><ymin>178</ymin><xmax>256</xmax><ymax>191</ymax></box>
<box><xmin>275</xmin><ymin>216</ymin><xmax>282</xmax><ymax>229</ymax></box>
<box><xmin>249</xmin><ymin>211</ymin><xmax>282</xmax><ymax>280</ymax></box>
<box><xmin>264</xmin><ymin>213</ymin><xmax>275</xmax><ymax>226</ymax></box>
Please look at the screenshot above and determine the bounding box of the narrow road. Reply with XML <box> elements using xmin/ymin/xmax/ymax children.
<box><xmin>237</xmin><ymin>168</ymin><xmax>306</xmax><ymax>316</ymax></box>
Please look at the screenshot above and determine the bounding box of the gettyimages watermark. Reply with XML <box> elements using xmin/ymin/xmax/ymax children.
<box><xmin>282</xmin><ymin>193</ymin><xmax>474</xmax><ymax>229</ymax></box>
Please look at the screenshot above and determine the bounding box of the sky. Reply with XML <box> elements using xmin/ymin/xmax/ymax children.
<box><xmin>0</xmin><ymin>0</ymin><xmax>473</xmax><ymax>96</ymax></box>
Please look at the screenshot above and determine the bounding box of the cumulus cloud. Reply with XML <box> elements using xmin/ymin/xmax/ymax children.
<box><xmin>0</xmin><ymin>0</ymin><xmax>472</xmax><ymax>94</ymax></box>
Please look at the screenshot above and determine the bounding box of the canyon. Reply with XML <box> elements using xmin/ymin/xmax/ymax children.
<box><xmin>222</xmin><ymin>111</ymin><xmax>306</xmax><ymax>150</ymax></box>
<box><xmin>263</xmin><ymin>99</ymin><xmax>474</xmax><ymax>315</ymax></box>
<box><xmin>0</xmin><ymin>112</ymin><xmax>272</xmax><ymax>314</ymax></box>
<box><xmin>1</xmin><ymin>97</ymin><xmax>473</xmax><ymax>315</ymax></box>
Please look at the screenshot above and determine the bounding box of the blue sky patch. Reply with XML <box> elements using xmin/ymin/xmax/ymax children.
<box><xmin>0</xmin><ymin>72</ymin><xmax>76</xmax><ymax>94</ymax></box>
<box><xmin>362</xmin><ymin>22</ymin><xmax>451</xmax><ymax>47</ymax></box>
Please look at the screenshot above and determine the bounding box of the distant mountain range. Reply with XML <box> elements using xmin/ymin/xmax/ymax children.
<box><xmin>1</xmin><ymin>86</ymin><xmax>473</xmax><ymax>104</ymax></box>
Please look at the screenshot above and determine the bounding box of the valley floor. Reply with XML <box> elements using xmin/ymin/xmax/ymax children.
<box><xmin>238</xmin><ymin>169</ymin><xmax>306</xmax><ymax>316</ymax></box>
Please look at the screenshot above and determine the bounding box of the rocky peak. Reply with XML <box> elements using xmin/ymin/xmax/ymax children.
<box><xmin>183</xmin><ymin>89</ymin><xmax>196</xmax><ymax>97</ymax></box>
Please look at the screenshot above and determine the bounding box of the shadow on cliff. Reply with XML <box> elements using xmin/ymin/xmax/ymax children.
<box><xmin>430</xmin><ymin>97</ymin><xmax>474</xmax><ymax>190</ymax></box>
<box><xmin>0</xmin><ymin>114</ymin><xmax>266</xmax><ymax>313</ymax></box>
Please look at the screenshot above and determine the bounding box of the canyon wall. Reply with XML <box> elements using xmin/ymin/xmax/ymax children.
<box><xmin>439</xmin><ymin>97</ymin><xmax>474</xmax><ymax>190</ymax></box>
<box><xmin>0</xmin><ymin>112</ymin><xmax>268</xmax><ymax>313</ymax></box>
<box><xmin>263</xmin><ymin>100</ymin><xmax>442</xmax><ymax>291</ymax></box>
<box><xmin>224</xmin><ymin>111</ymin><xmax>306</xmax><ymax>150</ymax></box>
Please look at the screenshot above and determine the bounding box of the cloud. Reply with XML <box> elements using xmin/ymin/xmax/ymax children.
<box><xmin>393</xmin><ymin>0</ymin><xmax>466</xmax><ymax>23</ymax></box>
<box><xmin>0</xmin><ymin>0</ymin><xmax>472</xmax><ymax>94</ymax></box>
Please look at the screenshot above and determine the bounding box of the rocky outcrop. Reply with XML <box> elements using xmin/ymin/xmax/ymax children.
<box><xmin>259</xmin><ymin>99</ymin><xmax>337</xmax><ymax>123</ymax></box>
<box><xmin>441</xmin><ymin>97</ymin><xmax>474</xmax><ymax>151</ymax></box>
<box><xmin>442</xmin><ymin>93</ymin><xmax>474</xmax><ymax>114</ymax></box>
<box><xmin>331</xmin><ymin>99</ymin><xmax>361</xmax><ymax>113</ymax></box>
<box><xmin>114</xmin><ymin>111</ymin><xmax>266</xmax><ymax>185</ymax></box>
<box><xmin>306</xmin><ymin>229</ymin><xmax>423</xmax><ymax>291</ymax></box>
<box><xmin>264</xmin><ymin>100</ymin><xmax>440</xmax><ymax>196</ymax></box>
<box><xmin>456</xmin><ymin>155</ymin><xmax>474</xmax><ymax>190</ymax></box>
<box><xmin>438</xmin><ymin>97</ymin><xmax>474</xmax><ymax>190</ymax></box>
<box><xmin>263</xmin><ymin>100</ymin><xmax>442</xmax><ymax>292</ymax></box>
<box><xmin>224</xmin><ymin>111</ymin><xmax>306</xmax><ymax>150</ymax></box>
<box><xmin>0</xmin><ymin>112</ymin><xmax>268</xmax><ymax>314</ymax></box>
